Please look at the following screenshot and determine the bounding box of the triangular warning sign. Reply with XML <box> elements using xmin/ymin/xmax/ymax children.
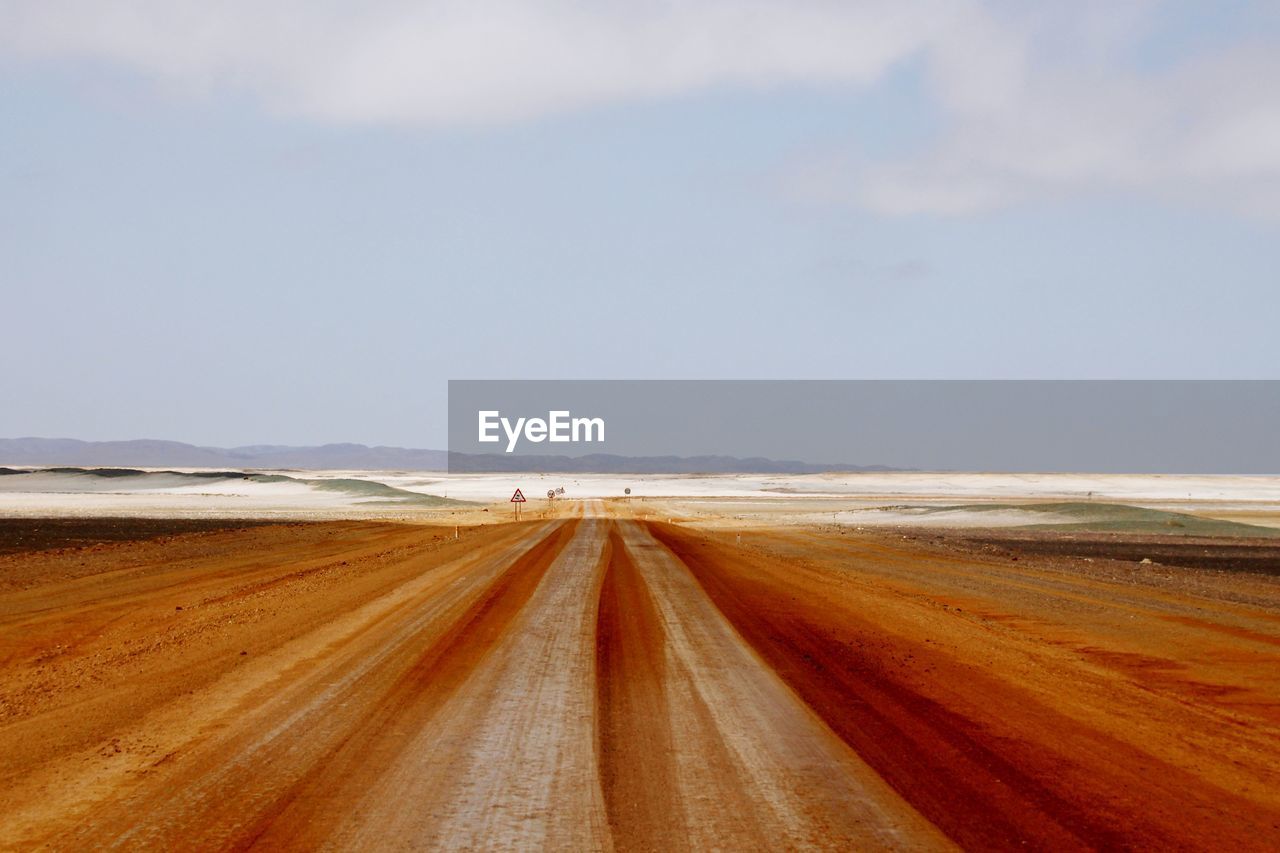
<box><xmin>510</xmin><ymin>488</ymin><xmax>526</xmax><ymax>503</ymax></box>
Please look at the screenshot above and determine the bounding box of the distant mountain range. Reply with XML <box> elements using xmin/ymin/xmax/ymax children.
<box><xmin>0</xmin><ymin>437</ymin><xmax>896</xmax><ymax>474</ymax></box>
<box><xmin>445</xmin><ymin>453</ymin><xmax>896</xmax><ymax>474</ymax></box>
<box><xmin>0</xmin><ymin>438</ymin><xmax>448</xmax><ymax>471</ymax></box>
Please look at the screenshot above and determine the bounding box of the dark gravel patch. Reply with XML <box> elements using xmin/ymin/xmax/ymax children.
<box><xmin>944</xmin><ymin>530</ymin><xmax>1280</xmax><ymax>577</ymax></box>
<box><xmin>0</xmin><ymin>517</ymin><xmax>286</xmax><ymax>556</ymax></box>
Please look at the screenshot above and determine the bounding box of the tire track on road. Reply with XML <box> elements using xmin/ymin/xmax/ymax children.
<box><xmin>615</xmin><ymin>521</ymin><xmax>948</xmax><ymax>851</ymax></box>
<box><xmin>334</xmin><ymin>517</ymin><xmax>613</xmax><ymax>851</ymax></box>
<box><xmin>243</xmin><ymin>518</ymin><xmax>581</xmax><ymax>848</ymax></box>
<box><xmin>27</xmin><ymin>521</ymin><xmax>570</xmax><ymax>850</ymax></box>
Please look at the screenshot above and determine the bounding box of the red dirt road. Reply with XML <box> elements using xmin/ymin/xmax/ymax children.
<box><xmin>1</xmin><ymin>505</ymin><xmax>1278</xmax><ymax>849</ymax></box>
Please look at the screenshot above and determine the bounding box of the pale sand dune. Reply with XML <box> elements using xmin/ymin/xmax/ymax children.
<box><xmin>3</xmin><ymin>468</ymin><xmax>1280</xmax><ymax>530</ymax></box>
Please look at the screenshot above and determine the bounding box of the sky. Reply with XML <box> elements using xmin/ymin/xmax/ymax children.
<box><xmin>2</xmin><ymin>1</ymin><xmax>1279</xmax><ymax>448</ymax></box>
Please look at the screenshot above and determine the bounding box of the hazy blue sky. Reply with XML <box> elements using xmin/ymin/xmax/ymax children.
<box><xmin>3</xmin><ymin>1</ymin><xmax>1279</xmax><ymax>447</ymax></box>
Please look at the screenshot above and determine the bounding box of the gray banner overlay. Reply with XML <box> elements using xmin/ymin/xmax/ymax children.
<box><xmin>447</xmin><ymin>380</ymin><xmax>1280</xmax><ymax>474</ymax></box>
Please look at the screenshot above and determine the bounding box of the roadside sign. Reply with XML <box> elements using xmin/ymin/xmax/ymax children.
<box><xmin>511</xmin><ymin>488</ymin><xmax>526</xmax><ymax>503</ymax></box>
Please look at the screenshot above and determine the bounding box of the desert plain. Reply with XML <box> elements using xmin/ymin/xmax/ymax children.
<box><xmin>0</xmin><ymin>468</ymin><xmax>1278</xmax><ymax>849</ymax></box>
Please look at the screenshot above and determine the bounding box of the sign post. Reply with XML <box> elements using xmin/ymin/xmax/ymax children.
<box><xmin>510</xmin><ymin>487</ymin><xmax>526</xmax><ymax>520</ymax></box>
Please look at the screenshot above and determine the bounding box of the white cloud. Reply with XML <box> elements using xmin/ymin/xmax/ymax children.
<box><xmin>4</xmin><ymin>1</ymin><xmax>1280</xmax><ymax>218</ymax></box>
<box><xmin>807</xmin><ymin>4</ymin><xmax>1280</xmax><ymax>219</ymax></box>
<box><xmin>0</xmin><ymin>0</ymin><xmax>960</xmax><ymax>123</ymax></box>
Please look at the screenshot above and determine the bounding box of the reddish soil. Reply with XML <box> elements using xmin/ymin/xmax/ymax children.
<box><xmin>652</xmin><ymin>522</ymin><xmax>1280</xmax><ymax>850</ymax></box>
<box><xmin>1</xmin><ymin>510</ymin><xmax>1276</xmax><ymax>849</ymax></box>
